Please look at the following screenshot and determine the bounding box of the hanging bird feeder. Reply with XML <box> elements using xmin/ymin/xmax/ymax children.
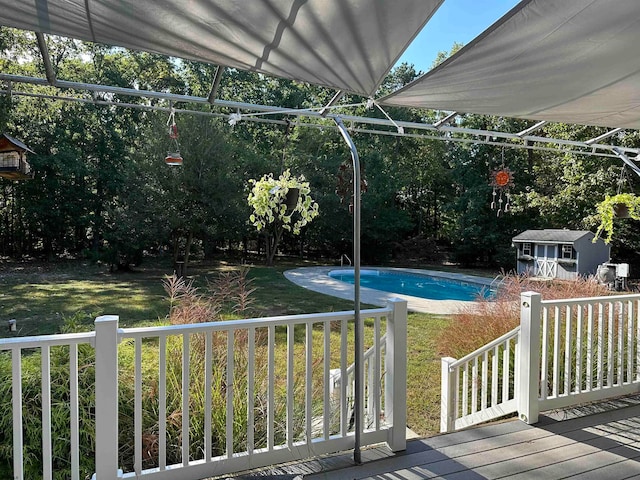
<box><xmin>164</xmin><ymin>107</ymin><xmax>183</xmax><ymax>166</ymax></box>
<box><xmin>165</xmin><ymin>152</ymin><xmax>183</xmax><ymax>166</ymax></box>
<box><xmin>0</xmin><ymin>133</ymin><xmax>34</xmax><ymax>180</ymax></box>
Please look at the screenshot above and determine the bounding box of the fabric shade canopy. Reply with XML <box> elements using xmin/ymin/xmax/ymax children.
<box><xmin>381</xmin><ymin>0</ymin><xmax>640</xmax><ymax>130</ymax></box>
<box><xmin>0</xmin><ymin>0</ymin><xmax>443</xmax><ymax>98</ymax></box>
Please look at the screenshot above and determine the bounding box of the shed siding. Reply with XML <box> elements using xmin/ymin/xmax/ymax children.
<box><xmin>513</xmin><ymin>230</ymin><xmax>610</xmax><ymax>279</ymax></box>
<box><xmin>573</xmin><ymin>235</ymin><xmax>610</xmax><ymax>276</ymax></box>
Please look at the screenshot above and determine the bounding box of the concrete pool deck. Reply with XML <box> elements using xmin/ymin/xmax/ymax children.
<box><xmin>284</xmin><ymin>266</ymin><xmax>494</xmax><ymax>315</ymax></box>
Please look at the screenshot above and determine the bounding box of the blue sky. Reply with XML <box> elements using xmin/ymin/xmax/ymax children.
<box><xmin>396</xmin><ymin>0</ymin><xmax>521</xmax><ymax>73</ymax></box>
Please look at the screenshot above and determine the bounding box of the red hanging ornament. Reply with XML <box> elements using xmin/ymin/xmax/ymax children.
<box><xmin>489</xmin><ymin>152</ymin><xmax>514</xmax><ymax>217</ymax></box>
<box><xmin>169</xmin><ymin>123</ymin><xmax>179</xmax><ymax>139</ymax></box>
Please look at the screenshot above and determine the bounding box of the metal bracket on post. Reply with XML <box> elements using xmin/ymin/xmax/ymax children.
<box><xmin>332</xmin><ymin>115</ymin><xmax>362</xmax><ymax>464</ymax></box>
<box><xmin>611</xmin><ymin>146</ymin><xmax>640</xmax><ymax>178</ymax></box>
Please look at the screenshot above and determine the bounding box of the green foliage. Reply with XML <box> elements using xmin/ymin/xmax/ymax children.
<box><xmin>247</xmin><ymin>169</ymin><xmax>319</xmax><ymax>264</ymax></box>
<box><xmin>593</xmin><ymin>193</ymin><xmax>640</xmax><ymax>244</ymax></box>
<box><xmin>3</xmin><ymin>28</ymin><xmax>640</xmax><ymax>269</ymax></box>
<box><xmin>248</xmin><ymin>169</ymin><xmax>319</xmax><ymax>235</ymax></box>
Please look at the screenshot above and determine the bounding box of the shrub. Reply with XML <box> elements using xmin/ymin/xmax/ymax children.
<box><xmin>438</xmin><ymin>272</ymin><xmax>612</xmax><ymax>359</ymax></box>
<box><xmin>0</xmin><ymin>268</ymin><xmax>276</xmax><ymax>478</ymax></box>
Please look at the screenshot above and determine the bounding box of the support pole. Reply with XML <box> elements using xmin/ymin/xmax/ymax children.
<box><xmin>35</xmin><ymin>32</ymin><xmax>57</xmax><ymax>86</ymax></box>
<box><xmin>333</xmin><ymin>116</ymin><xmax>362</xmax><ymax>464</ymax></box>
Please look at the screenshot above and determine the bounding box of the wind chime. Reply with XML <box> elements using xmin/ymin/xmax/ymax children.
<box><xmin>165</xmin><ymin>106</ymin><xmax>183</xmax><ymax>166</ymax></box>
<box><xmin>490</xmin><ymin>148</ymin><xmax>514</xmax><ymax>216</ymax></box>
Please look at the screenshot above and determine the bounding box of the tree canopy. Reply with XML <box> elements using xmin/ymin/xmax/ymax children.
<box><xmin>2</xmin><ymin>28</ymin><xmax>639</xmax><ymax>271</ymax></box>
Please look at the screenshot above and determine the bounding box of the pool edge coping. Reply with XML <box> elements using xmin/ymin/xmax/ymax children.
<box><xmin>284</xmin><ymin>266</ymin><xmax>494</xmax><ymax>315</ymax></box>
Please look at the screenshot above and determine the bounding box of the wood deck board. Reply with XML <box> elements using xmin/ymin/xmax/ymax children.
<box><xmin>219</xmin><ymin>400</ymin><xmax>640</xmax><ymax>480</ymax></box>
<box><xmin>301</xmin><ymin>403</ymin><xmax>640</xmax><ymax>479</ymax></box>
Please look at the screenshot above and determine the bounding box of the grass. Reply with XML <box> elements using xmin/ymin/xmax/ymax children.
<box><xmin>0</xmin><ymin>256</ymin><xmax>451</xmax><ymax>437</ymax></box>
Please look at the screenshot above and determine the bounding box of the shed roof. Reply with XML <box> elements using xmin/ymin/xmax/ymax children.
<box><xmin>0</xmin><ymin>134</ymin><xmax>34</xmax><ymax>154</ymax></box>
<box><xmin>512</xmin><ymin>229</ymin><xmax>594</xmax><ymax>244</ymax></box>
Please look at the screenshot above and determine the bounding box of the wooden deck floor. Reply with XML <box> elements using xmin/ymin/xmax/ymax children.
<box><xmin>227</xmin><ymin>395</ymin><xmax>640</xmax><ymax>479</ymax></box>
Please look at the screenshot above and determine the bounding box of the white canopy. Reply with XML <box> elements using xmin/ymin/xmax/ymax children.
<box><xmin>381</xmin><ymin>0</ymin><xmax>640</xmax><ymax>130</ymax></box>
<box><xmin>0</xmin><ymin>0</ymin><xmax>442</xmax><ymax>98</ymax></box>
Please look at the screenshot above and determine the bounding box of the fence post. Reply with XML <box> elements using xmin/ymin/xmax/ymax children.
<box><xmin>440</xmin><ymin>357</ymin><xmax>456</xmax><ymax>433</ymax></box>
<box><xmin>385</xmin><ymin>299</ymin><xmax>407</xmax><ymax>452</ymax></box>
<box><xmin>518</xmin><ymin>292</ymin><xmax>541</xmax><ymax>425</ymax></box>
<box><xmin>94</xmin><ymin>315</ymin><xmax>120</xmax><ymax>480</ymax></box>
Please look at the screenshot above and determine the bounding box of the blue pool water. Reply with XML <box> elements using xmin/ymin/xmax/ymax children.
<box><xmin>328</xmin><ymin>269</ymin><xmax>492</xmax><ymax>301</ymax></box>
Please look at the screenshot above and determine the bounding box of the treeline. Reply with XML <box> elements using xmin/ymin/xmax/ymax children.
<box><xmin>1</xmin><ymin>29</ymin><xmax>640</xmax><ymax>270</ymax></box>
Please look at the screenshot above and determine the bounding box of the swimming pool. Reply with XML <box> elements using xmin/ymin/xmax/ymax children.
<box><xmin>328</xmin><ymin>269</ymin><xmax>492</xmax><ymax>302</ymax></box>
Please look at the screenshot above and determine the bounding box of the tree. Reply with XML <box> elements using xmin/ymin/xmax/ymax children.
<box><xmin>247</xmin><ymin>169</ymin><xmax>319</xmax><ymax>265</ymax></box>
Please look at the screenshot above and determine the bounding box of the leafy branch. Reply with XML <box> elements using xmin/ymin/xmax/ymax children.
<box><xmin>593</xmin><ymin>193</ymin><xmax>640</xmax><ymax>244</ymax></box>
<box><xmin>247</xmin><ymin>169</ymin><xmax>319</xmax><ymax>265</ymax></box>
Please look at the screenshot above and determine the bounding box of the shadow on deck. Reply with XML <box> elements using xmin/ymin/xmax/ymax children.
<box><xmin>222</xmin><ymin>395</ymin><xmax>640</xmax><ymax>479</ymax></box>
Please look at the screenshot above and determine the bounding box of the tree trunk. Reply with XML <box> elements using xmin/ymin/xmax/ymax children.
<box><xmin>183</xmin><ymin>230</ymin><xmax>194</xmax><ymax>276</ymax></box>
<box><xmin>266</xmin><ymin>225</ymin><xmax>284</xmax><ymax>266</ymax></box>
<box><xmin>266</xmin><ymin>231</ymin><xmax>274</xmax><ymax>266</ymax></box>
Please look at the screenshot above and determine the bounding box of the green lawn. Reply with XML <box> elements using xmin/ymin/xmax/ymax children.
<box><xmin>0</xmin><ymin>257</ymin><xmax>450</xmax><ymax>436</ymax></box>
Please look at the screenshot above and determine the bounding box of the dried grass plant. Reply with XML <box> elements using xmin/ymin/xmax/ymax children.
<box><xmin>438</xmin><ymin>272</ymin><xmax>612</xmax><ymax>359</ymax></box>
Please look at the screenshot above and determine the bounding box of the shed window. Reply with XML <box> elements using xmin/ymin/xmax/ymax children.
<box><xmin>562</xmin><ymin>244</ymin><xmax>574</xmax><ymax>259</ymax></box>
<box><xmin>522</xmin><ymin>243</ymin><xmax>531</xmax><ymax>256</ymax></box>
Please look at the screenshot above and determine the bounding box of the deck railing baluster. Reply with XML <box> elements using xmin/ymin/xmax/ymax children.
<box><xmin>41</xmin><ymin>345</ymin><xmax>52</xmax><ymax>480</ymax></box>
<box><xmin>226</xmin><ymin>329</ymin><xmax>234</xmax><ymax>457</ymax></box>
<box><xmin>135</xmin><ymin>337</ymin><xmax>142</xmax><ymax>474</ymax></box>
<box><xmin>70</xmin><ymin>344</ymin><xmax>80</xmax><ymax>480</ymax></box>
<box><xmin>159</xmin><ymin>335</ymin><xmax>167</xmax><ymax>470</ymax></box>
<box><xmin>182</xmin><ymin>333</ymin><xmax>190</xmax><ymax>466</ymax></box>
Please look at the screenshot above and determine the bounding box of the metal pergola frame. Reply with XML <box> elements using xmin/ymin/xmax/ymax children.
<box><xmin>2</xmin><ymin>72</ymin><xmax>639</xmax><ymax>161</ymax></box>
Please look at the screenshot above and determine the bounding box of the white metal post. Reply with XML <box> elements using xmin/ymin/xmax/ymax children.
<box><xmin>333</xmin><ymin>116</ymin><xmax>363</xmax><ymax>464</ymax></box>
<box><xmin>94</xmin><ymin>315</ymin><xmax>121</xmax><ymax>480</ymax></box>
<box><xmin>384</xmin><ymin>299</ymin><xmax>408</xmax><ymax>451</ymax></box>
<box><xmin>518</xmin><ymin>292</ymin><xmax>541</xmax><ymax>424</ymax></box>
<box><xmin>440</xmin><ymin>357</ymin><xmax>456</xmax><ymax>433</ymax></box>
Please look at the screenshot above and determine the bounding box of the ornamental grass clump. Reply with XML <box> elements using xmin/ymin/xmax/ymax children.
<box><xmin>438</xmin><ymin>272</ymin><xmax>611</xmax><ymax>359</ymax></box>
<box><xmin>0</xmin><ymin>268</ymin><xmax>307</xmax><ymax>478</ymax></box>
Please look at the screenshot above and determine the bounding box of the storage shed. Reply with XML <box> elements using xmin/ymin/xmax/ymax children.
<box><xmin>512</xmin><ymin>229</ymin><xmax>610</xmax><ymax>280</ymax></box>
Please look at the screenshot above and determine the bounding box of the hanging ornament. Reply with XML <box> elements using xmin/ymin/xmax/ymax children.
<box><xmin>165</xmin><ymin>105</ymin><xmax>183</xmax><ymax>166</ymax></box>
<box><xmin>336</xmin><ymin>160</ymin><xmax>368</xmax><ymax>213</ymax></box>
<box><xmin>489</xmin><ymin>149</ymin><xmax>514</xmax><ymax>216</ymax></box>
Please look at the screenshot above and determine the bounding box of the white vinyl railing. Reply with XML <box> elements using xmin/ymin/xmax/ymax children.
<box><xmin>330</xmin><ymin>334</ymin><xmax>387</xmax><ymax>431</ymax></box>
<box><xmin>536</xmin><ymin>293</ymin><xmax>640</xmax><ymax>411</ymax></box>
<box><xmin>0</xmin><ymin>331</ymin><xmax>96</xmax><ymax>480</ymax></box>
<box><xmin>2</xmin><ymin>300</ymin><xmax>407</xmax><ymax>480</ymax></box>
<box><xmin>441</xmin><ymin>291</ymin><xmax>640</xmax><ymax>433</ymax></box>
<box><xmin>440</xmin><ymin>327</ymin><xmax>520</xmax><ymax>432</ymax></box>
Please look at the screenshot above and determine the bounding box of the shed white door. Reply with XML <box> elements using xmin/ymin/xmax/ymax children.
<box><xmin>535</xmin><ymin>244</ymin><xmax>557</xmax><ymax>278</ymax></box>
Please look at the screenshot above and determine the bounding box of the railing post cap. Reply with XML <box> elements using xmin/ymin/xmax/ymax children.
<box><xmin>95</xmin><ymin>315</ymin><xmax>119</xmax><ymax>324</ymax></box>
<box><xmin>387</xmin><ymin>298</ymin><xmax>408</xmax><ymax>307</ymax></box>
<box><xmin>521</xmin><ymin>291</ymin><xmax>541</xmax><ymax>298</ymax></box>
